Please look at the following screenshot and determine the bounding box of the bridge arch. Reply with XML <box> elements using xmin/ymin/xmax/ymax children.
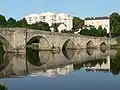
<box><xmin>100</xmin><ymin>42</ymin><xmax>106</xmax><ymax>53</ymax></box>
<box><xmin>62</xmin><ymin>50</ymin><xmax>75</xmax><ymax>60</ymax></box>
<box><xmin>27</xmin><ymin>36</ymin><xmax>51</xmax><ymax>50</ymax></box>
<box><xmin>86</xmin><ymin>49</ymin><xmax>94</xmax><ymax>56</ymax></box>
<box><xmin>62</xmin><ymin>39</ymin><xmax>76</xmax><ymax>50</ymax></box>
<box><xmin>26</xmin><ymin>47</ymin><xmax>42</xmax><ymax>66</ymax></box>
<box><xmin>86</xmin><ymin>41</ymin><xmax>94</xmax><ymax>49</ymax></box>
<box><xmin>0</xmin><ymin>34</ymin><xmax>12</xmax><ymax>52</ymax></box>
<box><xmin>0</xmin><ymin>53</ymin><xmax>12</xmax><ymax>75</ymax></box>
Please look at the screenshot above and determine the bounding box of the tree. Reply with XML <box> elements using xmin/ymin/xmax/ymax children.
<box><xmin>90</xmin><ymin>27</ymin><xmax>100</xmax><ymax>36</ymax></box>
<box><xmin>41</xmin><ymin>22</ymin><xmax>50</xmax><ymax>31</ymax></box>
<box><xmin>97</xmin><ymin>26</ymin><xmax>107</xmax><ymax>37</ymax></box>
<box><xmin>102</xmin><ymin>28</ymin><xmax>107</xmax><ymax>36</ymax></box>
<box><xmin>79</xmin><ymin>26</ymin><xmax>107</xmax><ymax>37</ymax></box>
<box><xmin>97</xmin><ymin>26</ymin><xmax>103</xmax><ymax>36</ymax></box>
<box><xmin>7</xmin><ymin>17</ymin><xmax>16</xmax><ymax>27</ymax></box>
<box><xmin>28</xmin><ymin>21</ymin><xmax>50</xmax><ymax>31</ymax></box>
<box><xmin>110</xmin><ymin>49</ymin><xmax>120</xmax><ymax>75</ymax></box>
<box><xmin>0</xmin><ymin>14</ymin><xmax>7</xmax><ymax>27</ymax></box>
<box><xmin>110</xmin><ymin>12</ymin><xmax>120</xmax><ymax>36</ymax></box>
<box><xmin>16</xmin><ymin>18</ymin><xmax>28</xmax><ymax>27</ymax></box>
<box><xmin>73</xmin><ymin>17</ymin><xmax>84</xmax><ymax>30</ymax></box>
<box><xmin>80</xmin><ymin>29</ymin><xmax>89</xmax><ymax>35</ymax></box>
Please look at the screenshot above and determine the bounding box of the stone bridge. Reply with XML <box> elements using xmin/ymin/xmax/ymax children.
<box><xmin>0</xmin><ymin>28</ymin><xmax>117</xmax><ymax>53</ymax></box>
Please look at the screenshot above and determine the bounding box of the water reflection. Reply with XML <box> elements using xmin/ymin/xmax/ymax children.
<box><xmin>110</xmin><ymin>49</ymin><xmax>120</xmax><ymax>75</ymax></box>
<box><xmin>62</xmin><ymin>49</ymin><xmax>75</xmax><ymax>60</ymax></box>
<box><xmin>86</xmin><ymin>48</ymin><xmax>95</xmax><ymax>56</ymax></box>
<box><xmin>0</xmin><ymin>47</ymin><xmax>120</xmax><ymax>78</ymax></box>
<box><xmin>26</xmin><ymin>47</ymin><xmax>42</xmax><ymax>66</ymax></box>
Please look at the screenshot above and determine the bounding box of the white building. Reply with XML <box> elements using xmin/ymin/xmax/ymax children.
<box><xmin>57</xmin><ymin>23</ymin><xmax>66</xmax><ymax>33</ymax></box>
<box><xmin>84</xmin><ymin>16</ymin><xmax>110</xmax><ymax>33</ymax></box>
<box><xmin>24</xmin><ymin>12</ymin><xmax>73</xmax><ymax>31</ymax></box>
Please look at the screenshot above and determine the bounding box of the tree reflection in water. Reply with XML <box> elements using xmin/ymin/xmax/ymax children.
<box><xmin>110</xmin><ymin>49</ymin><xmax>120</xmax><ymax>75</ymax></box>
<box><xmin>25</xmin><ymin>48</ymin><xmax>120</xmax><ymax>76</ymax></box>
<box><xmin>62</xmin><ymin>50</ymin><xmax>75</xmax><ymax>60</ymax></box>
<box><xmin>86</xmin><ymin>48</ymin><xmax>94</xmax><ymax>56</ymax></box>
<box><xmin>26</xmin><ymin>47</ymin><xmax>42</xmax><ymax>66</ymax></box>
<box><xmin>0</xmin><ymin>43</ymin><xmax>4</xmax><ymax>66</ymax></box>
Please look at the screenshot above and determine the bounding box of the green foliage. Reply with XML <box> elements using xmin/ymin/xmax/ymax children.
<box><xmin>0</xmin><ymin>14</ymin><xmax>7</xmax><ymax>27</ymax></box>
<box><xmin>80</xmin><ymin>26</ymin><xmax>107</xmax><ymax>37</ymax></box>
<box><xmin>80</xmin><ymin>29</ymin><xmax>89</xmax><ymax>35</ymax></box>
<box><xmin>26</xmin><ymin>47</ymin><xmax>41</xmax><ymax>66</ymax></box>
<box><xmin>110</xmin><ymin>12</ymin><xmax>120</xmax><ymax>36</ymax></box>
<box><xmin>61</xmin><ymin>30</ymin><xmax>74</xmax><ymax>34</ymax></box>
<box><xmin>28</xmin><ymin>22</ymin><xmax>50</xmax><ymax>31</ymax></box>
<box><xmin>103</xmin><ymin>28</ymin><xmax>107</xmax><ymax>36</ymax></box>
<box><xmin>0</xmin><ymin>14</ymin><xmax>51</xmax><ymax>31</ymax></box>
<box><xmin>90</xmin><ymin>27</ymin><xmax>100</xmax><ymax>36</ymax></box>
<box><xmin>110</xmin><ymin>49</ymin><xmax>120</xmax><ymax>75</ymax></box>
<box><xmin>73</xmin><ymin>17</ymin><xmax>84</xmax><ymax>30</ymax></box>
<box><xmin>15</xmin><ymin>18</ymin><xmax>28</xmax><ymax>27</ymax></box>
<box><xmin>0</xmin><ymin>84</ymin><xmax>7</xmax><ymax>90</ymax></box>
<box><xmin>7</xmin><ymin>17</ymin><xmax>16</xmax><ymax>27</ymax></box>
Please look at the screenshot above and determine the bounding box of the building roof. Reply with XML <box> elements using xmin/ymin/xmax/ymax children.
<box><xmin>85</xmin><ymin>16</ymin><xmax>109</xmax><ymax>20</ymax></box>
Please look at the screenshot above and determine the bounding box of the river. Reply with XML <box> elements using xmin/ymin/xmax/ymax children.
<box><xmin>0</xmin><ymin>46</ymin><xmax>120</xmax><ymax>90</ymax></box>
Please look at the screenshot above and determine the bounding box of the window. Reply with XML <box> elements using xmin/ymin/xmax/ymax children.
<box><xmin>43</xmin><ymin>16</ymin><xmax>46</xmax><ymax>19</ymax></box>
<box><xmin>35</xmin><ymin>17</ymin><xmax>37</xmax><ymax>20</ymax></box>
<box><xmin>29</xmin><ymin>17</ymin><xmax>32</xmax><ymax>21</ymax></box>
<box><xmin>105</xmin><ymin>25</ymin><xmax>108</xmax><ymax>27</ymax></box>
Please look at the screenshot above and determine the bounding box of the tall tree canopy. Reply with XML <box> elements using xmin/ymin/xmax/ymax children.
<box><xmin>80</xmin><ymin>26</ymin><xmax>107</xmax><ymax>37</ymax></box>
<box><xmin>16</xmin><ymin>18</ymin><xmax>28</xmax><ymax>27</ymax></box>
<box><xmin>0</xmin><ymin>14</ymin><xmax>7</xmax><ymax>27</ymax></box>
<box><xmin>7</xmin><ymin>17</ymin><xmax>16</xmax><ymax>27</ymax></box>
<box><xmin>73</xmin><ymin>17</ymin><xmax>84</xmax><ymax>30</ymax></box>
<box><xmin>110</xmin><ymin>12</ymin><xmax>120</xmax><ymax>36</ymax></box>
<box><xmin>28</xmin><ymin>21</ymin><xmax>50</xmax><ymax>31</ymax></box>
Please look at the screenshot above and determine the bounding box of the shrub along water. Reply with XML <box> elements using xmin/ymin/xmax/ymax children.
<box><xmin>80</xmin><ymin>26</ymin><xmax>107</xmax><ymax>37</ymax></box>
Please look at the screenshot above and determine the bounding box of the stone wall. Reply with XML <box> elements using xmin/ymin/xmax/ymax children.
<box><xmin>0</xmin><ymin>28</ymin><xmax>117</xmax><ymax>53</ymax></box>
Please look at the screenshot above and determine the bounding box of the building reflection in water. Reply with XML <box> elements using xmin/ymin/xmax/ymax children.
<box><xmin>0</xmin><ymin>46</ymin><xmax>119</xmax><ymax>78</ymax></box>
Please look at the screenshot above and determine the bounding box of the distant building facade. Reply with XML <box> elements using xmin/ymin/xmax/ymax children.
<box><xmin>84</xmin><ymin>16</ymin><xmax>110</xmax><ymax>33</ymax></box>
<box><xmin>24</xmin><ymin>12</ymin><xmax>73</xmax><ymax>31</ymax></box>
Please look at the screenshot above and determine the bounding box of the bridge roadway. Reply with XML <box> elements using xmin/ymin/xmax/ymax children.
<box><xmin>0</xmin><ymin>28</ymin><xmax>117</xmax><ymax>53</ymax></box>
<box><xmin>0</xmin><ymin>49</ymin><xmax>117</xmax><ymax>77</ymax></box>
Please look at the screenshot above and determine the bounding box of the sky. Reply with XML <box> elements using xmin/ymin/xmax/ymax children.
<box><xmin>0</xmin><ymin>0</ymin><xmax>120</xmax><ymax>20</ymax></box>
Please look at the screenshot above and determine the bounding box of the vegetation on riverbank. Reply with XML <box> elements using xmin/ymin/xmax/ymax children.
<box><xmin>0</xmin><ymin>84</ymin><xmax>7</xmax><ymax>90</ymax></box>
<box><xmin>0</xmin><ymin>14</ymin><xmax>50</xmax><ymax>31</ymax></box>
<box><xmin>110</xmin><ymin>49</ymin><xmax>120</xmax><ymax>75</ymax></box>
<box><xmin>0</xmin><ymin>12</ymin><xmax>120</xmax><ymax>37</ymax></box>
<box><xmin>110</xmin><ymin>12</ymin><xmax>120</xmax><ymax>37</ymax></box>
<box><xmin>80</xmin><ymin>26</ymin><xmax>107</xmax><ymax>37</ymax></box>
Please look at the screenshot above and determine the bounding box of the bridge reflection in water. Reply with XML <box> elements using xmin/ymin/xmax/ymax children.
<box><xmin>0</xmin><ymin>46</ymin><xmax>119</xmax><ymax>78</ymax></box>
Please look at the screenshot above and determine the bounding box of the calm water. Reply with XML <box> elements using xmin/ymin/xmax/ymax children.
<box><xmin>0</xmin><ymin>47</ymin><xmax>120</xmax><ymax>90</ymax></box>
